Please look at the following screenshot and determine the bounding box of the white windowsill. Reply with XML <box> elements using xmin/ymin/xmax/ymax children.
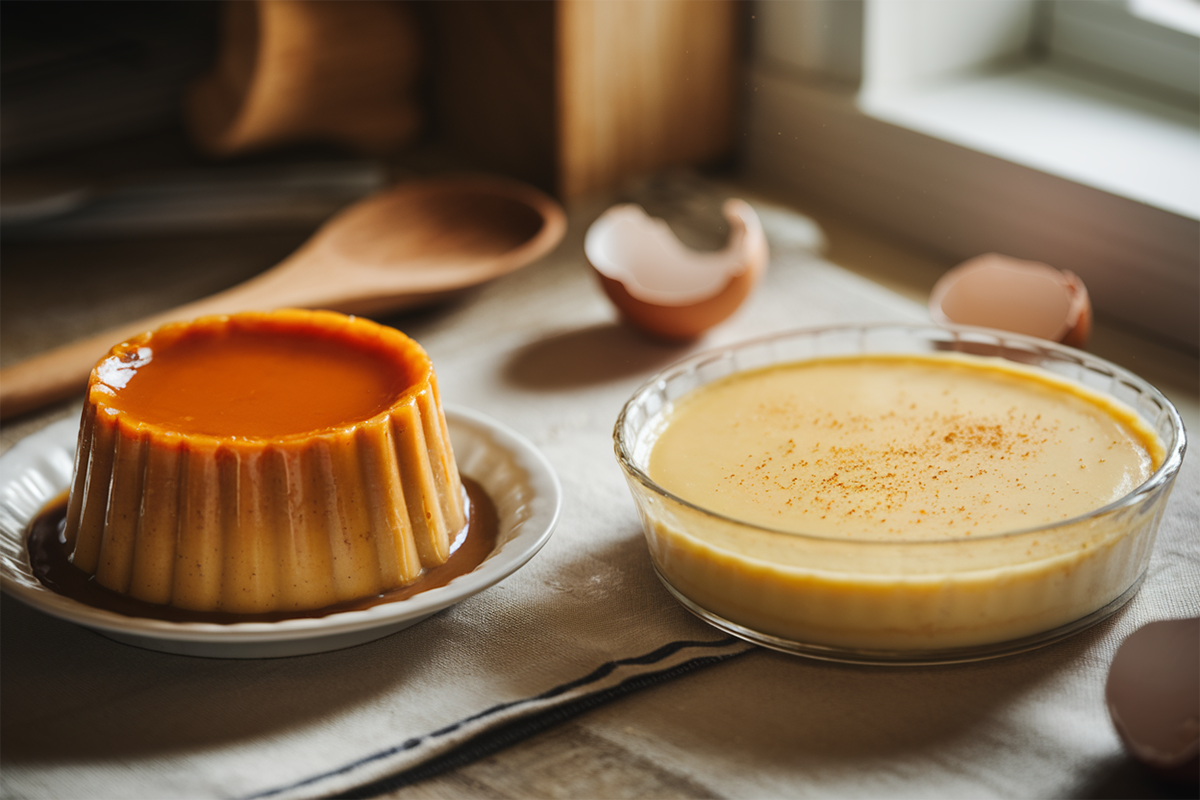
<box><xmin>742</xmin><ymin>62</ymin><xmax>1200</xmax><ymax>347</ymax></box>
<box><xmin>859</xmin><ymin>63</ymin><xmax>1200</xmax><ymax>221</ymax></box>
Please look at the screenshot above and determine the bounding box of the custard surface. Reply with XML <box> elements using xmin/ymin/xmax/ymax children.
<box><xmin>649</xmin><ymin>354</ymin><xmax>1160</xmax><ymax>540</ymax></box>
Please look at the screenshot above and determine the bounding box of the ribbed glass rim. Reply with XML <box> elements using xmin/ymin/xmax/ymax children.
<box><xmin>613</xmin><ymin>322</ymin><xmax>1187</xmax><ymax>547</ymax></box>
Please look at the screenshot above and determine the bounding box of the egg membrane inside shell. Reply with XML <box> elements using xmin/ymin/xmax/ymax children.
<box><xmin>585</xmin><ymin>202</ymin><xmax>761</xmax><ymax>306</ymax></box>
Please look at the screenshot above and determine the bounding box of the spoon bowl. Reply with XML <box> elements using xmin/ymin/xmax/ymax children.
<box><xmin>0</xmin><ymin>174</ymin><xmax>566</xmax><ymax>419</ymax></box>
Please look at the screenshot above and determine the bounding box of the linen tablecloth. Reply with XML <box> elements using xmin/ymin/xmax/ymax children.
<box><xmin>2</xmin><ymin>178</ymin><xmax>1196</xmax><ymax>799</ymax></box>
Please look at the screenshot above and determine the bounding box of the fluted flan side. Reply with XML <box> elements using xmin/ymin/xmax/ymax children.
<box><xmin>61</xmin><ymin>312</ymin><xmax>468</xmax><ymax>615</ymax></box>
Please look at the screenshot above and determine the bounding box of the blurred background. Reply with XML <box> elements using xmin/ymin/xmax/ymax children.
<box><xmin>1</xmin><ymin>0</ymin><xmax>1196</xmax><ymax>347</ymax></box>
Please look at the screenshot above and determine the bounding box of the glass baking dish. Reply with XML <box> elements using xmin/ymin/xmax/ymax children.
<box><xmin>613</xmin><ymin>324</ymin><xmax>1186</xmax><ymax>665</ymax></box>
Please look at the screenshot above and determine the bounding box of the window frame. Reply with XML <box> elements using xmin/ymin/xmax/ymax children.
<box><xmin>744</xmin><ymin>0</ymin><xmax>1199</xmax><ymax>348</ymax></box>
<box><xmin>1044</xmin><ymin>0</ymin><xmax>1199</xmax><ymax>102</ymax></box>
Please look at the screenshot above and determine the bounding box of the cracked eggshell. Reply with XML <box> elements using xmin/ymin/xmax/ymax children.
<box><xmin>930</xmin><ymin>253</ymin><xmax>1092</xmax><ymax>348</ymax></box>
<box><xmin>585</xmin><ymin>199</ymin><xmax>768</xmax><ymax>341</ymax></box>
<box><xmin>1106</xmin><ymin>618</ymin><xmax>1200</xmax><ymax>784</ymax></box>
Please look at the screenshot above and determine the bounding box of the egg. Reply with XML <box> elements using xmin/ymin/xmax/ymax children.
<box><xmin>1106</xmin><ymin>618</ymin><xmax>1200</xmax><ymax>784</ymax></box>
<box><xmin>929</xmin><ymin>253</ymin><xmax>1092</xmax><ymax>348</ymax></box>
<box><xmin>585</xmin><ymin>199</ymin><xmax>768</xmax><ymax>341</ymax></box>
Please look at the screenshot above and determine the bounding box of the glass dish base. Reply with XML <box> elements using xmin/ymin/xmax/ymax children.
<box><xmin>654</xmin><ymin>566</ymin><xmax>1145</xmax><ymax>666</ymax></box>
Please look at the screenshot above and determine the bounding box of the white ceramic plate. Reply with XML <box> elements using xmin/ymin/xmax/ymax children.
<box><xmin>0</xmin><ymin>406</ymin><xmax>561</xmax><ymax>658</ymax></box>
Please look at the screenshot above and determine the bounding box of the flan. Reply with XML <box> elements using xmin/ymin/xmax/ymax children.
<box><xmin>631</xmin><ymin>350</ymin><xmax>1172</xmax><ymax>652</ymax></box>
<box><xmin>63</xmin><ymin>309</ymin><xmax>467</xmax><ymax>614</ymax></box>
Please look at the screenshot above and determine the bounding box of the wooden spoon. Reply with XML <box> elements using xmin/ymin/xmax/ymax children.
<box><xmin>0</xmin><ymin>174</ymin><xmax>566</xmax><ymax>420</ymax></box>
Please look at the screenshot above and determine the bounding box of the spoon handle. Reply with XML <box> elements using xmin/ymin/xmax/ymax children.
<box><xmin>0</xmin><ymin>264</ymin><xmax>310</xmax><ymax>420</ymax></box>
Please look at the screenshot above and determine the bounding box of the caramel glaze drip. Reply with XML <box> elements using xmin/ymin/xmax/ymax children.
<box><xmin>26</xmin><ymin>477</ymin><xmax>497</xmax><ymax>624</ymax></box>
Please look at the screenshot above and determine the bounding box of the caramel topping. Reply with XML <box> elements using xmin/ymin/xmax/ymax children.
<box><xmin>92</xmin><ymin>317</ymin><xmax>423</xmax><ymax>439</ymax></box>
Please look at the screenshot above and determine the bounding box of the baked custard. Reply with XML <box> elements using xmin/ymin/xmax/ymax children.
<box><xmin>63</xmin><ymin>310</ymin><xmax>468</xmax><ymax>614</ymax></box>
<box><xmin>649</xmin><ymin>354</ymin><xmax>1161</xmax><ymax>539</ymax></box>
<box><xmin>616</xmin><ymin>332</ymin><xmax>1183</xmax><ymax>658</ymax></box>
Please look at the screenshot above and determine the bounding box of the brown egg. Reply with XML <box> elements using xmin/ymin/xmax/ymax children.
<box><xmin>585</xmin><ymin>199</ymin><xmax>768</xmax><ymax>341</ymax></box>
<box><xmin>929</xmin><ymin>253</ymin><xmax>1092</xmax><ymax>348</ymax></box>
<box><xmin>1106</xmin><ymin>618</ymin><xmax>1200</xmax><ymax>784</ymax></box>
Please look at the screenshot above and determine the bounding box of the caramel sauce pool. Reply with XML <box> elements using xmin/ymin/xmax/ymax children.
<box><xmin>26</xmin><ymin>477</ymin><xmax>498</xmax><ymax>623</ymax></box>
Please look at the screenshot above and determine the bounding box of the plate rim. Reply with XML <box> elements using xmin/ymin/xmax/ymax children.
<box><xmin>0</xmin><ymin>405</ymin><xmax>561</xmax><ymax>646</ymax></box>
